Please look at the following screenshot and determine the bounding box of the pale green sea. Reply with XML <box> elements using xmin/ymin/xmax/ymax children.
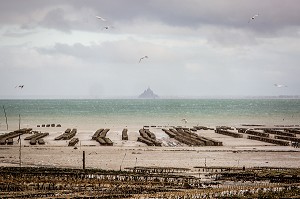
<box><xmin>1</xmin><ymin>99</ymin><xmax>300</xmax><ymax>130</ymax></box>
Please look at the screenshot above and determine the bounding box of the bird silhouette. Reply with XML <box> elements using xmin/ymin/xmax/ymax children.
<box><xmin>15</xmin><ymin>85</ymin><xmax>24</xmax><ymax>89</ymax></box>
<box><xmin>96</xmin><ymin>16</ymin><xmax>106</xmax><ymax>21</ymax></box>
<box><xmin>248</xmin><ymin>13</ymin><xmax>259</xmax><ymax>23</ymax></box>
<box><xmin>139</xmin><ymin>56</ymin><xmax>148</xmax><ymax>63</ymax></box>
<box><xmin>274</xmin><ymin>84</ymin><xmax>287</xmax><ymax>88</ymax></box>
<box><xmin>182</xmin><ymin>118</ymin><xmax>188</xmax><ymax>124</ymax></box>
<box><xmin>102</xmin><ymin>25</ymin><xmax>114</xmax><ymax>30</ymax></box>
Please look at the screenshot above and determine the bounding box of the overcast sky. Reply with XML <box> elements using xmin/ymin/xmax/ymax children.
<box><xmin>1</xmin><ymin>0</ymin><xmax>300</xmax><ymax>98</ymax></box>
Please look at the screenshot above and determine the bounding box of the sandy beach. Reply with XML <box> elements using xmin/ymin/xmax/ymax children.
<box><xmin>1</xmin><ymin>125</ymin><xmax>300</xmax><ymax>172</ymax></box>
<box><xmin>1</xmin><ymin>125</ymin><xmax>300</xmax><ymax>198</ymax></box>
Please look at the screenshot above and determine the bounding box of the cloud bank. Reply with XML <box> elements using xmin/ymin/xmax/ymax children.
<box><xmin>1</xmin><ymin>0</ymin><xmax>300</xmax><ymax>98</ymax></box>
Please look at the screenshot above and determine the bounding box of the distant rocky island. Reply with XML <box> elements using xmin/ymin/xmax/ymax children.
<box><xmin>138</xmin><ymin>87</ymin><xmax>159</xmax><ymax>99</ymax></box>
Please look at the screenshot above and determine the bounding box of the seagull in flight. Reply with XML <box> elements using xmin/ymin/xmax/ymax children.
<box><xmin>248</xmin><ymin>13</ymin><xmax>259</xmax><ymax>23</ymax></box>
<box><xmin>102</xmin><ymin>26</ymin><xmax>114</xmax><ymax>30</ymax></box>
<box><xmin>15</xmin><ymin>85</ymin><xmax>24</xmax><ymax>89</ymax></box>
<box><xmin>96</xmin><ymin>16</ymin><xmax>106</xmax><ymax>21</ymax></box>
<box><xmin>182</xmin><ymin>119</ymin><xmax>188</xmax><ymax>124</ymax></box>
<box><xmin>274</xmin><ymin>84</ymin><xmax>287</xmax><ymax>88</ymax></box>
<box><xmin>139</xmin><ymin>56</ymin><xmax>148</xmax><ymax>63</ymax></box>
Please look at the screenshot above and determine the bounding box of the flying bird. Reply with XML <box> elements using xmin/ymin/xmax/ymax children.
<box><xmin>96</xmin><ymin>16</ymin><xmax>106</xmax><ymax>21</ymax></box>
<box><xmin>102</xmin><ymin>26</ymin><xmax>114</xmax><ymax>30</ymax></box>
<box><xmin>248</xmin><ymin>13</ymin><xmax>259</xmax><ymax>23</ymax></box>
<box><xmin>139</xmin><ymin>56</ymin><xmax>148</xmax><ymax>63</ymax></box>
<box><xmin>182</xmin><ymin>118</ymin><xmax>188</xmax><ymax>124</ymax></box>
<box><xmin>274</xmin><ymin>84</ymin><xmax>287</xmax><ymax>88</ymax></box>
<box><xmin>15</xmin><ymin>85</ymin><xmax>24</xmax><ymax>89</ymax></box>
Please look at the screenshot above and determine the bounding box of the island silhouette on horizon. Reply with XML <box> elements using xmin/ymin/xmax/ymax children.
<box><xmin>138</xmin><ymin>87</ymin><xmax>159</xmax><ymax>99</ymax></box>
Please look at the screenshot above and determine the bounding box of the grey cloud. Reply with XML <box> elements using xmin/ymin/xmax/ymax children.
<box><xmin>37</xmin><ymin>6</ymin><xmax>99</xmax><ymax>33</ymax></box>
<box><xmin>0</xmin><ymin>1</ymin><xmax>60</xmax><ymax>24</ymax></box>
<box><xmin>3</xmin><ymin>28</ymin><xmax>36</xmax><ymax>38</ymax></box>
<box><xmin>1</xmin><ymin>0</ymin><xmax>300</xmax><ymax>97</ymax></box>
<box><xmin>1</xmin><ymin>0</ymin><xmax>300</xmax><ymax>35</ymax></box>
<box><xmin>39</xmin><ymin>8</ymin><xmax>71</xmax><ymax>33</ymax></box>
<box><xmin>37</xmin><ymin>43</ymin><xmax>103</xmax><ymax>63</ymax></box>
<box><xmin>36</xmin><ymin>38</ymin><xmax>178</xmax><ymax>66</ymax></box>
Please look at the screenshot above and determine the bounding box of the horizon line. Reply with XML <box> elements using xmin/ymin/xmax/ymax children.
<box><xmin>0</xmin><ymin>95</ymin><xmax>300</xmax><ymax>100</ymax></box>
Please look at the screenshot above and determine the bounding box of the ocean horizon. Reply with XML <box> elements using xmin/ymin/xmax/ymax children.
<box><xmin>1</xmin><ymin>95</ymin><xmax>300</xmax><ymax>100</ymax></box>
<box><xmin>1</xmin><ymin>98</ymin><xmax>300</xmax><ymax>131</ymax></box>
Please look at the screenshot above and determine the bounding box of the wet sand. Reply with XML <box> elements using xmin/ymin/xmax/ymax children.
<box><xmin>1</xmin><ymin>126</ymin><xmax>300</xmax><ymax>172</ymax></box>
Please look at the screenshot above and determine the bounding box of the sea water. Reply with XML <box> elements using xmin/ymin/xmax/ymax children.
<box><xmin>0</xmin><ymin>99</ymin><xmax>300</xmax><ymax>130</ymax></box>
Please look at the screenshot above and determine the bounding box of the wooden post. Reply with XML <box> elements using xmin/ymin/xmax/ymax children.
<box><xmin>83</xmin><ymin>151</ymin><xmax>85</xmax><ymax>170</ymax></box>
<box><xmin>2</xmin><ymin>106</ymin><xmax>8</xmax><ymax>130</ymax></box>
<box><xmin>19</xmin><ymin>114</ymin><xmax>21</xmax><ymax>168</ymax></box>
<box><xmin>120</xmin><ymin>153</ymin><xmax>126</xmax><ymax>171</ymax></box>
